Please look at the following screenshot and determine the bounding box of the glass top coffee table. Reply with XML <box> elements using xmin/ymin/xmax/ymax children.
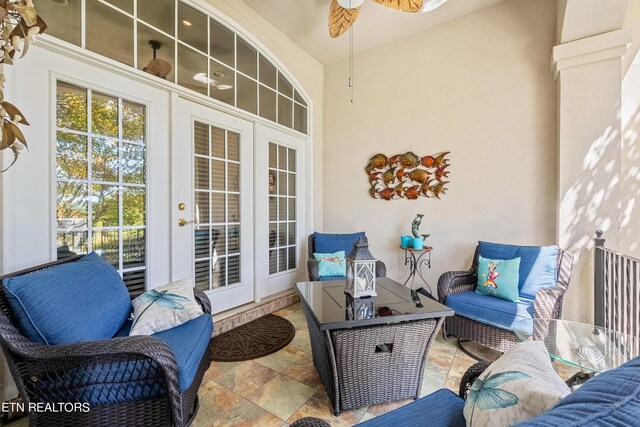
<box><xmin>296</xmin><ymin>277</ymin><xmax>453</xmax><ymax>415</ymax></box>
<box><xmin>514</xmin><ymin>318</ymin><xmax>640</xmax><ymax>373</ymax></box>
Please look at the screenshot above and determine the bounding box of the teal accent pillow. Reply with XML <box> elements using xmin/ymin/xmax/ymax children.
<box><xmin>313</xmin><ymin>251</ymin><xmax>346</xmax><ymax>277</ymax></box>
<box><xmin>476</xmin><ymin>255</ymin><xmax>521</xmax><ymax>302</ymax></box>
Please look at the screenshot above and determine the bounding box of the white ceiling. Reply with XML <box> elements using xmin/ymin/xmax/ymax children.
<box><xmin>242</xmin><ymin>0</ymin><xmax>508</xmax><ymax>64</ymax></box>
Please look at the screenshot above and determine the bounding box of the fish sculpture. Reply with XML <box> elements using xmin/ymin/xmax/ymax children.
<box><xmin>399</xmin><ymin>151</ymin><xmax>420</xmax><ymax>168</ymax></box>
<box><xmin>408</xmin><ymin>168</ymin><xmax>430</xmax><ymax>184</ymax></box>
<box><xmin>366</xmin><ymin>151</ymin><xmax>451</xmax><ymax>200</ymax></box>
<box><xmin>382</xmin><ymin>167</ymin><xmax>397</xmax><ymax>186</ymax></box>
<box><xmin>377</xmin><ymin>187</ymin><xmax>396</xmax><ymax>201</ymax></box>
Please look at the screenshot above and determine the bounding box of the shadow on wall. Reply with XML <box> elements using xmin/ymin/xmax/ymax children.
<box><xmin>559</xmin><ymin>103</ymin><xmax>640</xmax><ymax>260</ymax></box>
<box><xmin>560</xmin><ymin>118</ymin><xmax>621</xmax><ymax>262</ymax></box>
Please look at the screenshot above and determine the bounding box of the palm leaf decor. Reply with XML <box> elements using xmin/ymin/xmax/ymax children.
<box><xmin>131</xmin><ymin>289</ymin><xmax>190</xmax><ymax>329</ymax></box>
<box><xmin>329</xmin><ymin>0</ymin><xmax>361</xmax><ymax>38</ymax></box>
<box><xmin>467</xmin><ymin>371</ymin><xmax>530</xmax><ymax>419</ymax></box>
<box><xmin>0</xmin><ymin>1</ymin><xmax>47</xmax><ymax>171</ymax></box>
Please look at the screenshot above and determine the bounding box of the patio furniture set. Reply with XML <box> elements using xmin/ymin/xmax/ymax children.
<box><xmin>0</xmin><ymin>230</ymin><xmax>634</xmax><ymax>426</ymax></box>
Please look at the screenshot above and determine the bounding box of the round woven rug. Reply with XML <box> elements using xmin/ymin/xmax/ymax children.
<box><xmin>210</xmin><ymin>314</ymin><xmax>296</xmax><ymax>362</ymax></box>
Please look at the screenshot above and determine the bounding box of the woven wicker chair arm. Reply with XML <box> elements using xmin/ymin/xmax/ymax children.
<box><xmin>307</xmin><ymin>258</ymin><xmax>320</xmax><ymax>282</ymax></box>
<box><xmin>14</xmin><ymin>335</ymin><xmax>183</xmax><ymax>426</ymax></box>
<box><xmin>533</xmin><ymin>286</ymin><xmax>566</xmax><ymax>320</ymax></box>
<box><xmin>375</xmin><ymin>260</ymin><xmax>387</xmax><ymax>277</ymax></box>
<box><xmin>459</xmin><ymin>360</ymin><xmax>492</xmax><ymax>399</ymax></box>
<box><xmin>194</xmin><ymin>289</ymin><xmax>212</xmax><ymax>314</ymax></box>
<box><xmin>437</xmin><ymin>269</ymin><xmax>476</xmax><ymax>303</ymax></box>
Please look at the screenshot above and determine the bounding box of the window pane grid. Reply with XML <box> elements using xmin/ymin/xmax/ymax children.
<box><xmin>39</xmin><ymin>0</ymin><xmax>309</xmax><ymax>134</ymax></box>
<box><xmin>55</xmin><ymin>80</ymin><xmax>147</xmax><ymax>294</ymax></box>
<box><xmin>193</xmin><ymin>123</ymin><xmax>241</xmax><ymax>290</ymax></box>
<box><xmin>268</xmin><ymin>143</ymin><xmax>297</xmax><ymax>275</ymax></box>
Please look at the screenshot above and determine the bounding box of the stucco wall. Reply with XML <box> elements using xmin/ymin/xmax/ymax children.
<box><xmin>622</xmin><ymin>0</ymin><xmax>640</xmax><ymax>258</ymax></box>
<box><xmin>323</xmin><ymin>0</ymin><xmax>558</xmax><ymax>295</ymax></box>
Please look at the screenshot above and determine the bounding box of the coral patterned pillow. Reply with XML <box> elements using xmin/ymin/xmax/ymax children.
<box><xmin>476</xmin><ymin>255</ymin><xmax>521</xmax><ymax>302</ymax></box>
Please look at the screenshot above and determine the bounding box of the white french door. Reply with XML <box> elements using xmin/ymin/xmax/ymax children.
<box><xmin>255</xmin><ymin>124</ymin><xmax>307</xmax><ymax>299</ymax></box>
<box><xmin>173</xmin><ymin>98</ymin><xmax>254</xmax><ymax>313</ymax></box>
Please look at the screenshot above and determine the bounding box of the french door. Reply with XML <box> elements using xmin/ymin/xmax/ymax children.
<box><xmin>173</xmin><ymin>99</ymin><xmax>254</xmax><ymax>313</ymax></box>
<box><xmin>255</xmin><ymin>124</ymin><xmax>307</xmax><ymax>299</ymax></box>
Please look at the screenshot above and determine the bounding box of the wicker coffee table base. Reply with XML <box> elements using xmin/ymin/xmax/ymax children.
<box><xmin>302</xmin><ymin>307</ymin><xmax>444</xmax><ymax>415</ymax></box>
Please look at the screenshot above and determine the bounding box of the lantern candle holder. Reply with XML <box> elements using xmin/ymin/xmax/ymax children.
<box><xmin>345</xmin><ymin>238</ymin><xmax>377</xmax><ymax>298</ymax></box>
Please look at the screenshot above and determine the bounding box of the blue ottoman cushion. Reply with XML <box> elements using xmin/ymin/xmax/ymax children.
<box><xmin>3</xmin><ymin>252</ymin><xmax>131</xmax><ymax>345</ymax></box>
<box><xmin>314</xmin><ymin>232</ymin><xmax>366</xmax><ymax>255</ymax></box>
<box><xmin>516</xmin><ymin>355</ymin><xmax>640</xmax><ymax>426</ymax></box>
<box><xmin>446</xmin><ymin>291</ymin><xmax>534</xmax><ymax>332</ymax></box>
<box><xmin>358</xmin><ymin>389</ymin><xmax>466</xmax><ymax>427</ymax></box>
<box><xmin>479</xmin><ymin>241</ymin><xmax>559</xmax><ymax>299</ymax></box>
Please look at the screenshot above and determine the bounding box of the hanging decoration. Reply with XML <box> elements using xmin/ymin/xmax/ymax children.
<box><xmin>366</xmin><ymin>151</ymin><xmax>450</xmax><ymax>200</ymax></box>
<box><xmin>0</xmin><ymin>0</ymin><xmax>47</xmax><ymax>172</ymax></box>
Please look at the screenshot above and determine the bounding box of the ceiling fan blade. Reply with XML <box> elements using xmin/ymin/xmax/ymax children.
<box><xmin>372</xmin><ymin>0</ymin><xmax>423</xmax><ymax>12</ymax></box>
<box><xmin>329</xmin><ymin>0</ymin><xmax>361</xmax><ymax>38</ymax></box>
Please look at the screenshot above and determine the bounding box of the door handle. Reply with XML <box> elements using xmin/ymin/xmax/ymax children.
<box><xmin>178</xmin><ymin>218</ymin><xmax>197</xmax><ymax>227</ymax></box>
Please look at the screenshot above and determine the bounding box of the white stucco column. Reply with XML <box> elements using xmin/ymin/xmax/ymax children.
<box><xmin>554</xmin><ymin>1</ymin><xmax>632</xmax><ymax>322</ymax></box>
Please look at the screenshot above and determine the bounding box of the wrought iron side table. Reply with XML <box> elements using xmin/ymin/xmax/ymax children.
<box><xmin>401</xmin><ymin>246</ymin><xmax>433</xmax><ymax>293</ymax></box>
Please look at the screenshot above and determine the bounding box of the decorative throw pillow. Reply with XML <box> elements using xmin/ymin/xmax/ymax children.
<box><xmin>129</xmin><ymin>279</ymin><xmax>204</xmax><ymax>336</ymax></box>
<box><xmin>464</xmin><ymin>341</ymin><xmax>571</xmax><ymax>427</ymax></box>
<box><xmin>313</xmin><ymin>251</ymin><xmax>346</xmax><ymax>277</ymax></box>
<box><xmin>476</xmin><ymin>255</ymin><xmax>521</xmax><ymax>302</ymax></box>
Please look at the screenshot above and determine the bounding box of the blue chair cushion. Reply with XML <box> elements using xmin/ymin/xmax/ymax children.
<box><xmin>118</xmin><ymin>313</ymin><xmax>213</xmax><ymax>391</ymax></box>
<box><xmin>318</xmin><ymin>275</ymin><xmax>345</xmax><ymax>282</ymax></box>
<box><xmin>3</xmin><ymin>252</ymin><xmax>131</xmax><ymax>345</ymax></box>
<box><xmin>446</xmin><ymin>291</ymin><xmax>534</xmax><ymax>332</ymax></box>
<box><xmin>35</xmin><ymin>314</ymin><xmax>213</xmax><ymax>405</ymax></box>
<box><xmin>516</xmin><ymin>355</ymin><xmax>640</xmax><ymax>426</ymax></box>
<box><xmin>358</xmin><ymin>389</ymin><xmax>466</xmax><ymax>427</ymax></box>
<box><xmin>314</xmin><ymin>232</ymin><xmax>366</xmax><ymax>255</ymax></box>
<box><xmin>478</xmin><ymin>241</ymin><xmax>559</xmax><ymax>300</ymax></box>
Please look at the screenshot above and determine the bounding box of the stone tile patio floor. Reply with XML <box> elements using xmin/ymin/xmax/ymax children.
<box><xmin>8</xmin><ymin>301</ymin><xmax>580</xmax><ymax>427</ymax></box>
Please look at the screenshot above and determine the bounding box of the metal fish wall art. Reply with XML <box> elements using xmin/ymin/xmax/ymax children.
<box><xmin>366</xmin><ymin>151</ymin><xmax>450</xmax><ymax>200</ymax></box>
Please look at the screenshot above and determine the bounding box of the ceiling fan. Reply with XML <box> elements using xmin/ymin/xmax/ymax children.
<box><xmin>329</xmin><ymin>0</ymin><xmax>448</xmax><ymax>38</ymax></box>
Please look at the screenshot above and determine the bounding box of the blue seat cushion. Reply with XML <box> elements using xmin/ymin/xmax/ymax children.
<box><xmin>119</xmin><ymin>313</ymin><xmax>213</xmax><ymax>391</ymax></box>
<box><xmin>446</xmin><ymin>291</ymin><xmax>534</xmax><ymax>332</ymax></box>
<box><xmin>318</xmin><ymin>275</ymin><xmax>345</xmax><ymax>281</ymax></box>
<box><xmin>479</xmin><ymin>241</ymin><xmax>559</xmax><ymax>299</ymax></box>
<box><xmin>314</xmin><ymin>232</ymin><xmax>366</xmax><ymax>255</ymax></box>
<box><xmin>3</xmin><ymin>252</ymin><xmax>131</xmax><ymax>345</ymax></box>
<box><xmin>35</xmin><ymin>313</ymin><xmax>213</xmax><ymax>405</ymax></box>
<box><xmin>517</xmin><ymin>355</ymin><xmax>640</xmax><ymax>426</ymax></box>
<box><xmin>358</xmin><ymin>389</ymin><xmax>466</xmax><ymax>427</ymax></box>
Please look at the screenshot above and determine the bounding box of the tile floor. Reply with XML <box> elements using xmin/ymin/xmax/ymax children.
<box><xmin>7</xmin><ymin>302</ymin><xmax>580</xmax><ymax>426</ymax></box>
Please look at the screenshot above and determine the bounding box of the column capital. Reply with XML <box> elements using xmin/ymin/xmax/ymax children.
<box><xmin>552</xmin><ymin>28</ymin><xmax>632</xmax><ymax>78</ymax></box>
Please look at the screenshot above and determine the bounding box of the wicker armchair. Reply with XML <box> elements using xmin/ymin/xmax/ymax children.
<box><xmin>438</xmin><ymin>244</ymin><xmax>574</xmax><ymax>354</ymax></box>
<box><xmin>307</xmin><ymin>233</ymin><xmax>387</xmax><ymax>281</ymax></box>
<box><xmin>0</xmin><ymin>256</ymin><xmax>212</xmax><ymax>426</ymax></box>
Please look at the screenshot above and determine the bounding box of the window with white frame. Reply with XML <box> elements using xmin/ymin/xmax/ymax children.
<box><xmin>38</xmin><ymin>0</ymin><xmax>309</xmax><ymax>134</ymax></box>
<box><xmin>55</xmin><ymin>81</ymin><xmax>147</xmax><ymax>296</ymax></box>
<box><xmin>268</xmin><ymin>142</ymin><xmax>297</xmax><ymax>275</ymax></box>
<box><xmin>193</xmin><ymin>122</ymin><xmax>241</xmax><ymax>290</ymax></box>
